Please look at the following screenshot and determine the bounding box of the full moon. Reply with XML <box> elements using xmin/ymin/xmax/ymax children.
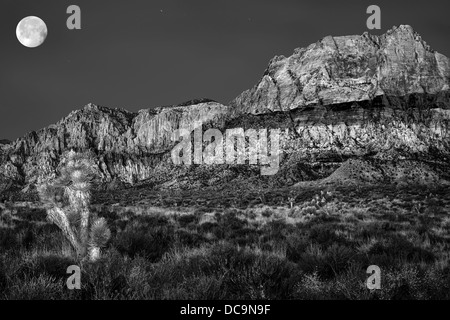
<box><xmin>16</xmin><ymin>16</ymin><xmax>48</xmax><ymax>48</ymax></box>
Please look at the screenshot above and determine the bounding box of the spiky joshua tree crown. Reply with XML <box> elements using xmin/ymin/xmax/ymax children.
<box><xmin>37</xmin><ymin>151</ymin><xmax>110</xmax><ymax>261</ymax></box>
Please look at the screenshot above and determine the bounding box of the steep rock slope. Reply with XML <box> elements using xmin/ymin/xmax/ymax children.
<box><xmin>232</xmin><ymin>25</ymin><xmax>450</xmax><ymax>114</ymax></box>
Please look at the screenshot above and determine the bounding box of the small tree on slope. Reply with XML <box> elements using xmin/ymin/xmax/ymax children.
<box><xmin>37</xmin><ymin>151</ymin><xmax>110</xmax><ymax>261</ymax></box>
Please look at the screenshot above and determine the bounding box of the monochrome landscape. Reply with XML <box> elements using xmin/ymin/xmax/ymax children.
<box><xmin>1</xmin><ymin>25</ymin><xmax>449</xmax><ymax>300</ymax></box>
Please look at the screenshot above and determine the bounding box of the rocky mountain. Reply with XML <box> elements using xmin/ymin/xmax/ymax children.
<box><xmin>232</xmin><ymin>25</ymin><xmax>449</xmax><ymax>114</ymax></box>
<box><xmin>1</xmin><ymin>25</ymin><xmax>450</xmax><ymax>194</ymax></box>
<box><xmin>0</xmin><ymin>100</ymin><xmax>231</xmax><ymax>187</ymax></box>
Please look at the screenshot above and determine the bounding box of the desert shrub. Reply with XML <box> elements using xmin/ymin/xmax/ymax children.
<box><xmin>20</xmin><ymin>228</ymin><xmax>36</xmax><ymax>249</ymax></box>
<box><xmin>15</xmin><ymin>254</ymin><xmax>74</xmax><ymax>280</ymax></box>
<box><xmin>175</xmin><ymin>229</ymin><xmax>204</xmax><ymax>247</ymax></box>
<box><xmin>294</xmin><ymin>271</ymin><xmax>330</xmax><ymax>299</ymax></box>
<box><xmin>205</xmin><ymin>244</ymin><xmax>301</xmax><ymax>299</ymax></box>
<box><xmin>125</xmin><ymin>257</ymin><xmax>153</xmax><ymax>298</ymax></box>
<box><xmin>24</xmin><ymin>224</ymin><xmax>68</xmax><ymax>250</ymax></box>
<box><xmin>261</xmin><ymin>207</ymin><xmax>273</xmax><ymax>217</ymax></box>
<box><xmin>261</xmin><ymin>219</ymin><xmax>290</xmax><ymax>241</ymax></box>
<box><xmin>329</xmin><ymin>261</ymin><xmax>375</xmax><ymax>300</ymax></box>
<box><xmin>376</xmin><ymin>265</ymin><xmax>448</xmax><ymax>300</ymax></box>
<box><xmin>134</xmin><ymin>215</ymin><xmax>170</xmax><ymax>228</ymax></box>
<box><xmin>308</xmin><ymin>224</ymin><xmax>349</xmax><ymax>247</ymax></box>
<box><xmin>286</xmin><ymin>233</ymin><xmax>310</xmax><ymax>262</ymax></box>
<box><xmin>81</xmin><ymin>248</ymin><xmax>131</xmax><ymax>299</ymax></box>
<box><xmin>229</xmin><ymin>227</ymin><xmax>261</xmax><ymax>246</ymax></box>
<box><xmin>177</xmin><ymin>214</ymin><xmax>198</xmax><ymax>227</ymax></box>
<box><xmin>367</xmin><ymin>236</ymin><xmax>435</xmax><ymax>266</ymax></box>
<box><xmin>219</xmin><ymin>210</ymin><xmax>248</xmax><ymax>231</ymax></box>
<box><xmin>290</xmin><ymin>205</ymin><xmax>317</xmax><ymax>218</ymax></box>
<box><xmin>297</xmin><ymin>244</ymin><xmax>330</xmax><ymax>278</ymax></box>
<box><xmin>357</xmin><ymin>222</ymin><xmax>391</xmax><ymax>239</ymax></box>
<box><xmin>144</xmin><ymin>246</ymin><xmax>221</xmax><ymax>297</ymax></box>
<box><xmin>144</xmin><ymin>242</ymin><xmax>302</xmax><ymax>299</ymax></box>
<box><xmin>301</xmin><ymin>243</ymin><xmax>371</xmax><ymax>298</ymax></box>
<box><xmin>113</xmin><ymin>221</ymin><xmax>174</xmax><ymax>262</ymax></box>
<box><xmin>198</xmin><ymin>221</ymin><xmax>222</xmax><ymax>236</ymax></box>
<box><xmin>322</xmin><ymin>244</ymin><xmax>355</xmax><ymax>276</ymax></box>
<box><xmin>290</xmin><ymin>190</ymin><xmax>334</xmax><ymax>218</ymax></box>
<box><xmin>0</xmin><ymin>228</ymin><xmax>18</xmax><ymax>250</ymax></box>
<box><xmin>35</xmin><ymin>255</ymin><xmax>77</xmax><ymax>279</ymax></box>
<box><xmin>111</xmin><ymin>219</ymin><xmax>128</xmax><ymax>234</ymax></box>
<box><xmin>6</xmin><ymin>274</ymin><xmax>64</xmax><ymax>300</ymax></box>
<box><xmin>221</xmin><ymin>255</ymin><xmax>300</xmax><ymax>299</ymax></box>
<box><xmin>296</xmin><ymin>243</ymin><xmax>355</xmax><ymax>280</ymax></box>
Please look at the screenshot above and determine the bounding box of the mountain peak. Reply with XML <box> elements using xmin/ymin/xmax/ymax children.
<box><xmin>82</xmin><ymin>102</ymin><xmax>100</xmax><ymax>111</ymax></box>
<box><xmin>382</xmin><ymin>24</ymin><xmax>434</xmax><ymax>52</ymax></box>
<box><xmin>390</xmin><ymin>24</ymin><xmax>415</xmax><ymax>33</ymax></box>
<box><xmin>232</xmin><ymin>25</ymin><xmax>449</xmax><ymax>114</ymax></box>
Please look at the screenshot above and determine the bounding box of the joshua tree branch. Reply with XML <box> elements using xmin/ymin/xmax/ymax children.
<box><xmin>47</xmin><ymin>207</ymin><xmax>84</xmax><ymax>256</ymax></box>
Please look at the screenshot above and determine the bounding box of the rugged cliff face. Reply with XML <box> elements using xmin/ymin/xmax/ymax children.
<box><xmin>231</xmin><ymin>25</ymin><xmax>450</xmax><ymax>114</ymax></box>
<box><xmin>0</xmin><ymin>100</ymin><xmax>231</xmax><ymax>187</ymax></box>
<box><xmin>1</xmin><ymin>25</ymin><xmax>449</xmax><ymax>193</ymax></box>
<box><xmin>228</xmin><ymin>24</ymin><xmax>450</xmax><ymax>185</ymax></box>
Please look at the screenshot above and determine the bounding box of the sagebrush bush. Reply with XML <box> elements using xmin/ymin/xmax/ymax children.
<box><xmin>35</xmin><ymin>255</ymin><xmax>77</xmax><ymax>279</ymax></box>
<box><xmin>290</xmin><ymin>190</ymin><xmax>334</xmax><ymax>218</ymax></box>
<box><xmin>0</xmin><ymin>228</ymin><xmax>18</xmax><ymax>250</ymax></box>
<box><xmin>6</xmin><ymin>274</ymin><xmax>64</xmax><ymax>300</ymax></box>
<box><xmin>113</xmin><ymin>219</ymin><xmax>174</xmax><ymax>262</ymax></box>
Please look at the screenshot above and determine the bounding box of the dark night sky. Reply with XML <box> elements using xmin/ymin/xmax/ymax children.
<box><xmin>1</xmin><ymin>0</ymin><xmax>449</xmax><ymax>140</ymax></box>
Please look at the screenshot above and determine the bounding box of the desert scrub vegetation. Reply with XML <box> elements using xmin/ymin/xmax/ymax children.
<box><xmin>0</xmin><ymin>183</ymin><xmax>449</xmax><ymax>299</ymax></box>
<box><xmin>289</xmin><ymin>190</ymin><xmax>336</xmax><ymax>218</ymax></box>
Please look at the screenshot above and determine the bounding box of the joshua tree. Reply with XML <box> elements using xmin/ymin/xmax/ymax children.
<box><xmin>37</xmin><ymin>151</ymin><xmax>110</xmax><ymax>261</ymax></box>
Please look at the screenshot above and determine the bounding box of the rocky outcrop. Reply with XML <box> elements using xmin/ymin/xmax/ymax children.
<box><xmin>0</xmin><ymin>101</ymin><xmax>231</xmax><ymax>186</ymax></box>
<box><xmin>231</xmin><ymin>25</ymin><xmax>450</xmax><ymax>114</ymax></box>
<box><xmin>1</xmin><ymin>25</ymin><xmax>450</xmax><ymax>191</ymax></box>
<box><xmin>228</xmin><ymin>24</ymin><xmax>450</xmax><ymax>184</ymax></box>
